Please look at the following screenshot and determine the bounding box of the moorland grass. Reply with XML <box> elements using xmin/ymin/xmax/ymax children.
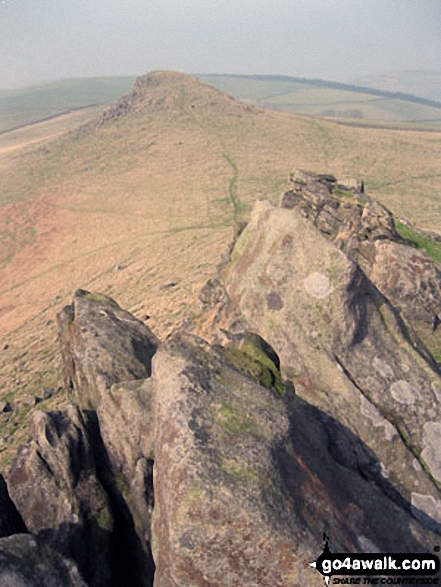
<box><xmin>395</xmin><ymin>221</ymin><xmax>441</xmax><ymax>263</ymax></box>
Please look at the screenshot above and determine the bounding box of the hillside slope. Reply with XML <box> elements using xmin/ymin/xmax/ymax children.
<box><xmin>0</xmin><ymin>71</ymin><xmax>441</xmax><ymax>466</ymax></box>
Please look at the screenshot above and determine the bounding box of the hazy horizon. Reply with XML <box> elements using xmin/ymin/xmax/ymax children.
<box><xmin>1</xmin><ymin>0</ymin><xmax>440</xmax><ymax>89</ymax></box>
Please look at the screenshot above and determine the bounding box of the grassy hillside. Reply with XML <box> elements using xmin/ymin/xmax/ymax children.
<box><xmin>0</xmin><ymin>71</ymin><xmax>440</xmax><ymax>465</ymax></box>
<box><xmin>0</xmin><ymin>76</ymin><xmax>135</xmax><ymax>133</ymax></box>
<box><xmin>200</xmin><ymin>74</ymin><xmax>441</xmax><ymax>124</ymax></box>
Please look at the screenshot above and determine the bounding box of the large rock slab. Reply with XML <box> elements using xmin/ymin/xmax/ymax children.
<box><xmin>7</xmin><ymin>406</ymin><xmax>112</xmax><ymax>587</ymax></box>
<box><xmin>149</xmin><ymin>332</ymin><xmax>431</xmax><ymax>587</ymax></box>
<box><xmin>221</xmin><ymin>200</ymin><xmax>441</xmax><ymax>539</ymax></box>
<box><xmin>57</xmin><ymin>289</ymin><xmax>159</xmax><ymax>410</ymax></box>
<box><xmin>0</xmin><ymin>534</ymin><xmax>87</xmax><ymax>587</ymax></box>
<box><xmin>56</xmin><ymin>290</ymin><xmax>158</xmax><ymax>586</ymax></box>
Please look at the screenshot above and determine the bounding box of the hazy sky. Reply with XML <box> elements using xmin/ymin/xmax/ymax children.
<box><xmin>1</xmin><ymin>0</ymin><xmax>440</xmax><ymax>88</ymax></box>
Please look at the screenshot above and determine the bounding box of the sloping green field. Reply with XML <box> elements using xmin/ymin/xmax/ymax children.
<box><xmin>0</xmin><ymin>76</ymin><xmax>135</xmax><ymax>133</ymax></box>
<box><xmin>200</xmin><ymin>75</ymin><xmax>441</xmax><ymax>124</ymax></box>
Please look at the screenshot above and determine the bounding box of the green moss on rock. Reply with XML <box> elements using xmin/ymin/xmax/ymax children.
<box><xmin>395</xmin><ymin>221</ymin><xmax>441</xmax><ymax>263</ymax></box>
<box><xmin>96</xmin><ymin>506</ymin><xmax>113</xmax><ymax>531</ymax></box>
<box><xmin>333</xmin><ymin>188</ymin><xmax>354</xmax><ymax>199</ymax></box>
<box><xmin>222</xmin><ymin>334</ymin><xmax>284</xmax><ymax>395</ymax></box>
<box><xmin>217</xmin><ymin>403</ymin><xmax>253</xmax><ymax>434</ymax></box>
<box><xmin>221</xmin><ymin>457</ymin><xmax>259</xmax><ymax>482</ymax></box>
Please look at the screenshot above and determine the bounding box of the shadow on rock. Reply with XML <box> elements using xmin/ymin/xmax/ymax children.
<box><xmin>275</xmin><ymin>387</ymin><xmax>440</xmax><ymax>558</ymax></box>
<box><xmin>84</xmin><ymin>411</ymin><xmax>155</xmax><ymax>587</ymax></box>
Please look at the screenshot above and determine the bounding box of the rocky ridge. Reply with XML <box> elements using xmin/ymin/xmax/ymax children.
<box><xmin>280</xmin><ymin>171</ymin><xmax>441</xmax><ymax>362</ymax></box>
<box><xmin>0</xmin><ymin>174</ymin><xmax>440</xmax><ymax>586</ymax></box>
<box><xmin>76</xmin><ymin>70</ymin><xmax>251</xmax><ymax>136</ymax></box>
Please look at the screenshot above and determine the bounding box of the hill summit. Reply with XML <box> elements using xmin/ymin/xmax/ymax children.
<box><xmin>80</xmin><ymin>70</ymin><xmax>250</xmax><ymax>132</ymax></box>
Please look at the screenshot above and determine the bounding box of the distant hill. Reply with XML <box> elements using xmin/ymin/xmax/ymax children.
<box><xmin>3</xmin><ymin>73</ymin><xmax>441</xmax><ymax>136</ymax></box>
<box><xmin>354</xmin><ymin>70</ymin><xmax>441</xmax><ymax>102</ymax></box>
<box><xmin>0</xmin><ymin>76</ymin><xmax>135</xmax><ymax>133</ymax></box>
<box><xmin>199</xmin><ymin>74</ymin><xmax>441</xmax><ymax>125</ymax></box>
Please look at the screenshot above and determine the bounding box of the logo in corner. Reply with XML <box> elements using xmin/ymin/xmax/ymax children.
<box><xmin>309</xmin><ymin>532</ymin><xmax>333</xmax><ymax>586</ymax></box>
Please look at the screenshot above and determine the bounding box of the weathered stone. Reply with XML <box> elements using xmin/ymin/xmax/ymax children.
<box><xmin>7</xmin><ymin>406</ymin><xmax>112</xmax><ymax>587</ymax></box>
<box><xmin>97</xmin><ymin>379</ymin><xmax>154</xmax><ymax>482</ymax></box>
<box><xmin>57</xmin><ymin>289</ymin><xmax>159</xmax><ymax>410</ymax></box>
<box><xmin>281</xmin><ymin>171</ymin><xmax>398</xmax><ymax>245</ymax></box>
<box><xmin>220</xmin><ymin>200</ymin><xmax>441</xmax><ymax>542</ymax></box>
<box><xmin>56</xmin><ymin>292</ymin><xmax>157</xmax><ymax>586</ymax></box>
<box><xmin>221</xmin><ymin>331</ymin><xmax>284</xmax><ymax>394</ymax></box>
<box><xmin>194</xmin><ymin>278</ymin><xmax>248</xmax><ymax>346</ymax></box>
<box><xmin>360</xmin><ymin>200</ymin><xmax>396</xmax><ymax>239</ymax></box>
<box><xmin>0</xmin><ymin>475</ymin><xmax>26</xmax><ymax>539</ymax></box>
<box><xmin>278</xmin><ymin>172</ymin><xmax>441</xmax><ymax>361</ymax></box>
<box><xmin>96</xmin><ymin>378</ymin><xmax>155</xmax><ymax>553</ymax></box>
<box><xmin>367</xmin><ymin>240</ymin><xmax>441</xmax><ymax>358</ymax></box>
<box><xmin>0</xmin><ymin>534</ymin><xmax>87</xmax><ymax>587</ymax></box>
<box><xmin>198</xmin><ymin>278</ymin><xmax>229</xmax><ymax>307</ymax></box>
<box><xmin>150</xmin><ymin>332</ymin><xmax>432</xmax><ymax>587</ymax></box>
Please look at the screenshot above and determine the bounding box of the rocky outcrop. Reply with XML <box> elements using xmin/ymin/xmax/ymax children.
<box><xmin>281</xmin><ymin>171</ymin><xmax>398</xmax><ymax>247</ymax></box>
<box><xmin>55</xmin><ymin>290</ymin><xmax>159</xmax><ymax>585</ymax></box>
<box><xmin>57</xmin><ymin>289</ymin><xmax>159</xmax><ymax>410</ymax></box>
<box><xmin>35</xmin><ymin>291</ymin><xmax>441</xmax><ymax>584</ymax></box>
<box><xmin>2</xmin><ymin>173</ymin><xmax>440</xmax><ymax>586</ymax></box>
<box><xmin>280</xmin><ymin>171</ymin><xmax>441</xmax><ymax>360</ymax></box>
<box><xmin>216</xmin><ymin>199</ymin><xmax>441</xmax><ymax>537</ymax></box>
<box><xmin>7</xmin><ymin>406</ymin><xmax>113</xmax><ymax>587</ymax></box>
<box><xmin>0</xmin><ymin>534</ymin><xmax>87</xmax><ymax>587</ymax></box>
<box><xmin>76</xmin><ymin>71</ymin><xmax>247</xmax><ymax>136</ymax></box>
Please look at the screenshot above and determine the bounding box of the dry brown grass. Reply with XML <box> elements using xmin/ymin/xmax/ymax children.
<box><xmin>0</xmin><ymin>71</ymin><xmax>440</xmax><ymax>468</ymax></box>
